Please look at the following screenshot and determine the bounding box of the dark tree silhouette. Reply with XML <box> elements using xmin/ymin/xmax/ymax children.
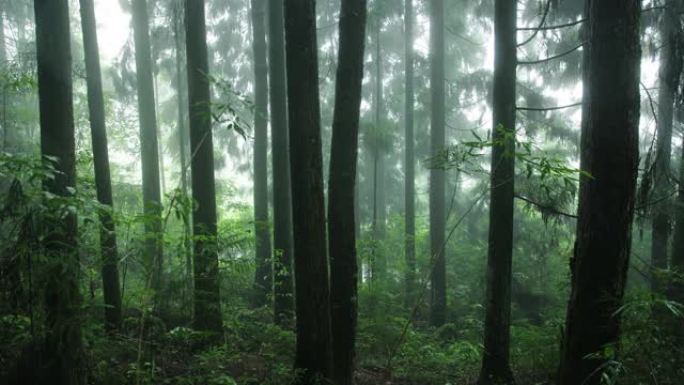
<box><xmin>185</xmin><ymin>0</ymin><xmax>223</xmax><ymax>334</ymax></box>
<box><xmin>267</xmin><ymin>0</ymin><xmax>295</xmax><ymax>327</ymax></box>
<box><xmin>429</xmin><ymin>0</ymin><xmax>446</xmax><ymax>328</ymax></box>
<box><xmin>328</xmin><ymin>1</ymin><xmax>368</xmax><ymax>384</ymax></box>
<box><xmin>251</xmin><ymin>0</ymin><xmax>272</xmax><ymax>308</ymax></box>
<box><xmin>35</xmin><ymin>0</ymin><xmax>84</xmax><ymax>382</ymax></box>
<box><xmin>79</xmin><ymin>0</ymin><xmax>122</xmax><ymax>332</ymax></box>
<box><xmin>284</xmin><ymin>0</ymin><xmax>333</xmax><ymax>381</ymax></box>
<box><xmin>478</xmin><ymin>0</ymin><xmax>517</xmax><ymax>384</ymax></box>
<box><xmin>559</xmin><ymin>1</ymin><xmax>641</xmax><ymax>384</ymax></box>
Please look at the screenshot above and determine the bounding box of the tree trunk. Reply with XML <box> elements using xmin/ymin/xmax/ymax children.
<box><xmin>328</xmin><ymin>1</ymin><xmax>367</xmax><ymax>384</ymax></box>
<box><xmin>477</xmin><ymin>0</ymin><xmax>516</xmax><ymax>383</ymax></box>
<box><xmin>34</xmin><ymin>0</ymin><xmax>84</xmax><ymax>382</ymax></box>
<box><xmin>283</xmin><ymin>0</ymin><xmax>333</xmax><ymax>382</ymax></box>
<box><xmin>173</xmin><ymin>0</ymin><xmax>193</xmax><ymax>307</ymax></box>
<box><xmin>185</xmin><ymin>0</ymin><xmax>223</xmax><ymax>334</ymax></box>
<box><xmin>251</xmin><ymin>0</ymin><xmax>273</xmax><ymax>309</ymax></box>
<box><xmin>404</xmin><ymin>0</ymin><xmax>416</xmax><ymax>312</ymax></box>
<box><xmin>267</xmin><ymin>0</ymin><xmax>294</xmax><ymax>328</ymax></box>
<box><xmin>558</xmin><ymin>1</ymin><xmax>641</xmax><ymax>384</ymax></box>
<box><xmin>651</xmin><ymin>0</ymin><xmax>681</xmax><ymax>295</ymax></box>
<box><xmin>131</xmin><ymin>0</ymin><xmax>163</xmax><ymax>306</ymax></box>
<box><xmin>0</xmin><ymin>5</ymin><xmax>7</xmax><ymax>151</ymax></box>
<box><xmin>370</xmin><ymin>19</ymin><xmax>386</xmax><ymax>281</ymax></box>
<box><xmin>429</xmin><ymin>0</ymin><xmax>446</xmax><ymax>328</ymax></box>
<box><xmin>79</xmin><ymin>0</ymin><xmax>122</xmax><ymax>333</ymax></box>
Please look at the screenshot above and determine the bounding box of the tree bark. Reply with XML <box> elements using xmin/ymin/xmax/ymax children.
<box><xmin>404</xmin><ymin>0</ymin><xmax>416</xmax><ymax>313</ymax></box>
<box><xmin>477</xmin><ymin>0</ymin><xmax>516</xmax><ymax>383</ymax></box>
<box><xmin>185</xmin><ymin>0</ymin><xmax>223</xmax><ymax>334</ymax></box>
<box><xmin>34</xmin><ymin>0</ymin><xmax>84</xmax><ymax>382</ymax></box>
<box><xmin>173</xmin><ymin>0</ymin><xmax>193</xmax><ymax>306</ymax></box>
<box><xmin>267</xmin><ymin>0</ymin><xmax>294</xmax><ymax>328</ymax></box>
<box><xmin>328</xmin><ymin>1</ymin><xmax>367</xmax><ymax>384</ymax></box>
<box><xmin>651</xmin><ymin>0</ymin><xmax>681</xmax><ymax>295</ymax></box>
<box><xmin>79</xmin><ymin>0</ymin><xmax>123</xmax><ymax>333</ymax></box>
<box><xmin>283</xmin><ymin>0</ymin><xmax>333</xmax><ymax>382</ymax></box>
<box><xmin>372</xmin><ymin>20</ymin><xmax>386</xmax><ymax>280</ymax></box>
<box><xmin>250</xmin><ymin>0</ymin><xmax>273</xmax><ymax>309</ymax></box>
<box><xmin>558</xmin><ymin>1</ymin><xmax>641</xmax><ymax>384</ymax></box>
<box><xmin>131</xmin><ymin>0</ymin><xmax>163</xmax><ymax>305</ymax></box>
<box><xmin>429</xmin><ymin>0</ymin><xmax>447</xmax><ymax>328</ymax></box>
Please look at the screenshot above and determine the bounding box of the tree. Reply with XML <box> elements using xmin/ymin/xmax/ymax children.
<box><xmin>477</xmin><ymin>0</ymin><xmax>516</xmax><ymax>383</ymax></box>
<box><xmin>558</xmin><ymin>1</ymin><xmax>641</xmax><ymax>384</ymax></box>
<box><xmin>429</xmin><ymin>0</ymin><xmax>446</xmax><ymax>327</ymax></box>
<box><xmin>131</xmin><ymin>0</ymin><xmax>163</xmax><ymax>306</ymax></box>
<box><xmin>250</xmin><ymin>0</ymin><xmax>272</xmax><ymax>309</ymax></box>
<box><xmin>79</xmin><ymin>0</ymin><xmax>122</xmax><ymax>332</ymax></box>
<box><xmin>328</xmin><ymin>1</ymin><xmax>368</xmax><ymax>384</ymax></box>
<box><xmin>267</xmin><ymin>0</ymin><xmax>295</xmax><ymax>327</ymax></box>
<box><xmin>371</xmin><ymin>12</ymin><xmax>387</xmax><ymax>280</ymax></box>
<box><xmin>651</xmin><ymin>0</ymin><xmax>682</xmax><ymax>295</ymax></box>
<box><xmin>185</xmin><ymin>0</ymin><xmax>223</xmax><ymax>334</ymax></box>
<box><xmin>172</xmin><ymin>0</ymin><xmax>193</xmax><ymax>302</ymax></box>
<box><xmin>283</xmin><ymin>0</ymin><xmax>333</xmax><ymax>382</ymax></box>
<box><xmin>34</xmin><ymin>0</ymin><xmax>84</xmax><ymax>382</ymax></box>
<box><xmin>404</xmin><ymin>0</ymin><xmax>416</xmax><ymax>312</ymax></box>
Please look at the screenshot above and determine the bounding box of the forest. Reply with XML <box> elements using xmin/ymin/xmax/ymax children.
<box><xmin>0</xmin><ymin>0</ymin><xmax>682</xmax><ymax>384</ymax></box>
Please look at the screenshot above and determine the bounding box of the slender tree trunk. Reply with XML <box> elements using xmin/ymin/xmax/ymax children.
<box><xmin>651</xmin><ymin>0</ymin><xmax>681</xmax><ymax>295</ymax></box>
<box><xmin>370</xmin><ymin>20</ymin><xmax>386</xmax><ymax>281</ymax></box>
<box><xmin>79</xmin><ymin>0</ymin><xmax>122</xmax><ymax>333</ymax></box>
<box><xmin>0</xmin><ymin>6</ymin><xmax>7</xmax><ymax>152</ymax></box>
<box><xmin>131</xmin><ymin>0</ymin><xmax>163</xmax><ymax>306</ymax></box>
<box><xmin>328</xmin><ymin>1</ymin><xmax>367</xmax><ymax>384</ymax></box>
<box><xmin>267</xmin><ymin>0</ymin><xmax>294</xmax><ymax>327</ymax></box>
<box><xmin>173</xmin><ymin>0</ymin><xmax>193</xmax><ymax>306</ymax></box>
<box><xmin>404</xmin><ymin>0</ymin><xmax>416</xmax><ymax>311</ymax></box>
<box><xmin>672</xmin><ymin>122</ymin><xmax>684</xmax><ymax>304</ymax></box>
<box><xmin>251</xmin><ymin>0</ymin><xmax>273</xmax><ymax>309</ymax></box>
<box><xmin>185</xmin><ymin>0</ymin><xmax>222</xmax><ymax>334</ymax></box>
<box><xmin>558</xmin><ymin>1</ymin><xmax>641</xmax><ymax>384</ymax></box>
<box><xmin>477</xmin><ymin>0</ymin><xmax>516</xmax><ymax>383</ymax></box>
<box><xmin>283</xmin><ymin>0</ymin><xmax>333</xmax><ymax>382</ymax></box>
<box><xmin>429</xmin><ymin>0</ymin><xmax>446</xmax><ymax>328</ymax></box>
<box><xmin>34</xmin><ymin>0</ymin><xmax>84</xmax><ymax>382</ymax></box>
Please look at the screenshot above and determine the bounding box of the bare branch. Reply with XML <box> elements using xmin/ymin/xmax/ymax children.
<box><xmin>517</xmin><ymin>18</ymin><xmax>585</xmax><ymax>32</ymax></box>
<box><xmin>516</xmin><ymin>102</ymin><xmax>582</xmax><ymax>112</ymax></box>
<box><xmin>518</xmin><ymin>42</ymin><xmax>584</xmax><ymax>65</ymax></box>
<box><xmin>517</xmin><ymin>0</ymin><xmax>552</xmax><ymax>48</ymax></box>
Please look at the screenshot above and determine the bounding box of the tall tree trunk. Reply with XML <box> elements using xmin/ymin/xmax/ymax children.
<box><xmin>404</xmin><ymin>0</ymin><xmax>416</xmax><ymax>311</ymax></box>
<box><xmin>477</xmin><ymin>0</ymin><xmax>516</xmax><ymax>383</ymax></box>
<box><xmin>370</xmin><ymin>19</ymin><xmax>385</xmax><ymax>281</ymax></box>
<box><xmin>268</xmin><ymin>0</ymin><xmax>294</xmax><ymax>327</ymax></box>
<box><xmin>79</xmin><ymin>0</ymin><xmax>122</xmax><ymax>333</ymax></box>
<box><xmin>34</xmin><ymin>0</ymin><xmax>84</xmax><ymax>382</ymax></box>
<box><xmin>558</xmin><ymin>1</ymin><xmax>641</xmax><ymax>384</ymax></box>
<box><xmin>0</xmin><ymin>6</ymin><xmax>7</xmax><ymax>151</ymax></box>
<box><xmin>251</xmin><ymin>0</ymin><xmax>273</xmax><ymax>309</ymax></box>
<box><xmin>283</xmin><ymin>0</ymin><xmax>333</xmax><ymax>382</ymax></box>
<box><xmin>328</xmin><ymin>1</ymin><xmax>367</xmax><ymax>384</ymax></box>
<box><xmin>131</xmin><ymin>0</ymin><xmax>163</xmax><ymax>306</ymax></box>
<box><xmin>429</xmin><ymin>0</ymin><xmax>446</xmax><ymax>328</ymax></box>
<box><xmin>651</xmin><ymin>0</ymin><xmax>681</xmax><ymax>295</ymax></box>
<box><xmin>173</xmin><ymin>0</ymin><xmax>192</xmax><ymax>306</ymax></box>
<box><xmin>185</xmin><ymin>0</ymin><xmax>223</xmax><ymax>334</ymax></box>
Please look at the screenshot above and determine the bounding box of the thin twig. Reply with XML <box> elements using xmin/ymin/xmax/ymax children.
<box><xmin>518</xmin><ymin>42</ymin><xmax>584</xmax><ymax>65</ymax></box>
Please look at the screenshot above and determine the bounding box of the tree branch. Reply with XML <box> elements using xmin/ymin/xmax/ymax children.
<box><xmin>517</xmin><ymin>0</ymin><xmax>552</xmax><ymax>48</ymax></box>
<box><xmin>518</xmin><ymin>42</ymin><xmax>584</xmax><ymax>65</ymax></box>
<box><xmin>516</xmin><ymin>102</ymin><xmax>582</xmax><ymax>112</ymax></box>
<box><xmin>515</xmin><ymin>194</ymin><xmax>578</xmax><ymax>219</ymax></box>
<box><xmin>517</xmin><ymin>18</ymin><xmax>585</xmax><ymax>31</ymax></box>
